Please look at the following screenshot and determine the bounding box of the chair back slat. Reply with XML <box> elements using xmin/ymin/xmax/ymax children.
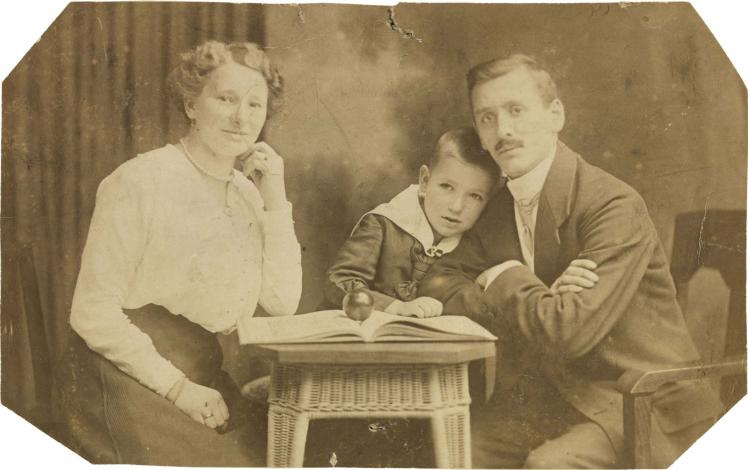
<box><xmin>670</xmin><ymin>210</ymin><xmax>746</xmax><ymax>407</ymax></box>
<box><xmin>18</xmin><ymin>245</ymin><xmax>53</xmax><ymax>409</ymax></box>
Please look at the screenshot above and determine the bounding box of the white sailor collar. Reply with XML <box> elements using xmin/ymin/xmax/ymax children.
<box><xmin>354</xmin><ymin>184</ymin><xmax>461</xmax><ymax>257</ymax></box>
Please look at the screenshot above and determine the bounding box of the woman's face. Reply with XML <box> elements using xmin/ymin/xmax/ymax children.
<box><xmin>186</xmin><ymin>61</ymin><xmax>269</xmax><ymax>159</ymax></box>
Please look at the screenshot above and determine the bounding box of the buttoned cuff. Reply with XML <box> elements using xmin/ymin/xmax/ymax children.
<box><xmin>146</xmin><ymin>359</ymin><xmax>187</xmax><ymax>397</ymax></box>
<box><xmin>478</xmin><ymin>260</ymin><xmax>524</xmax><ymax>292</ymax></box>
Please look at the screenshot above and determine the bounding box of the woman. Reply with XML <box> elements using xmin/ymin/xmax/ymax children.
<box><xmin>62</xmin><ymin>40</ymin><xmax>301</xmax><ymax>465</ymax></box>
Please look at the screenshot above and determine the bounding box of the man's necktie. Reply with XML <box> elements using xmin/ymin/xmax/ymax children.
<box><xmin>516</xmin><ymin>192</ymin><xmax>541</xmax><ymax>257</ymax></box>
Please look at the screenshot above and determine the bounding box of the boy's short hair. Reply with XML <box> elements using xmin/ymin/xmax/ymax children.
<box><xmin>429</xmin><ymin>127</ymin><xmax>500</xmax><ymax>178</ymax></box>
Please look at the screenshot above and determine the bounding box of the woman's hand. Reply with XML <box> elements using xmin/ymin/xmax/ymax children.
<box><xmin>550</xmin><ymin>259</ymin><xmax>599</xmax><ymax>294</ymax></box>
<box><xmin>240</xmin><ymin>141</ymin><xmax>288</xmax><ymax>211</ymax></box>
<box><xmin>172</xmin><ymin>379</ymin><xmax>230</xmax><ymax>430</ymax></box>
<box><xmin>395</xmin><ymin>297</ymin><xmax>443</xmax><ymax>318</ymax></box>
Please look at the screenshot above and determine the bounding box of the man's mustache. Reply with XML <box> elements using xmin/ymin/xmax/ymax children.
<box><xmin>494</xmin><ymin>139</ymin><xmax>523</xmax><ymax>154</ymax></box>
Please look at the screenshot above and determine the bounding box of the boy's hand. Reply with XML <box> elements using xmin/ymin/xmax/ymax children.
<box><xmin>550</xmin><ymin>259</ymin><xmax>599</xmax><ymax>294</ymax></box>
<box><xmin>395</xmin><ymin>297</ymin><xmax>443</xmax><ymax>318</ymax></box>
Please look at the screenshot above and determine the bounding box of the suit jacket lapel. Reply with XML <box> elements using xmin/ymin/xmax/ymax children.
<box><xmin>534</xmin><ymin>195</ymin><xmax>560</xmax><ymax>285</ymax></box>
<box><xmin>534</xmin><ymin>141</ymin><xmax>579</xmax><ymax>286</ymax></box>
<box><xmin>496</xmin><ymin>185</ymin><xmax>524</xmax><ymax>262</ymax></box>
<box><xmin>478</xmin><ymin>182</ymin><xmax>523</xmax><ymax>264</ymax></box>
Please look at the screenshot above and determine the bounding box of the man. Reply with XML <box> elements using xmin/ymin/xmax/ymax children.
<box><xmin>420</xmin><ymin>54</ymin><xmax>723</xmax><ymax>468</ymax></box>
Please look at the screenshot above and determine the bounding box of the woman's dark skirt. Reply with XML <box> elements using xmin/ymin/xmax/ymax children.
<box><xmin>59</xmin><ymin>304</ymin><xmax>266</xmax><ymax>466</ymax></box>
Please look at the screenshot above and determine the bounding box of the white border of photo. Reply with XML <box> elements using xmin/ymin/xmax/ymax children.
<box><xmin>0</xmin><ymin>1</ymin><xmax>745</xmax><ymax>469</ymax></box>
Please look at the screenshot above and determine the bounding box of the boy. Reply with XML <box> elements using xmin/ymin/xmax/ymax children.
<box><xmin>324</xmin><ymin>127</ymin><xmax>499</xmax><ymax>316</ymax></box>
<box><xmin>243</xmin><ymin>127</ymin><xmax>496</xmax><ymax>408</ymax></box>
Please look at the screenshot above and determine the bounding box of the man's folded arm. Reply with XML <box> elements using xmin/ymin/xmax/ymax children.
<box><xmin>484</xmin><ymin>192</ymin><xmax>656</xmax><ymax>362</ymax></box>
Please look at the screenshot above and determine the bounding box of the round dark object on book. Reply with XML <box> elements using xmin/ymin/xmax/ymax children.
<box><xmin>343</xmin><ymin>288</ymin><xmax>374</xmax><ymax>322</ymax></box>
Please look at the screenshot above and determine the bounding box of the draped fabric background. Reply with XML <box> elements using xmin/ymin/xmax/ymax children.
<box><xmin>1</xmin><ymin>1</ymin><xmax>746</xmax><ymax>447</ymax></box>
<box><xmin>260</xmin><ymin>6</ymin><xmax>746</xmax><ymax>461</ymax></box>
<box><xmin>2</xmin><ymin>1</ymin><xmax>264</xmax><ymax>424</ymax></box>
<box><xmin>264</xmin><ymin>3</ymin><xmax>746</xmax><ymax>349</ymax></box>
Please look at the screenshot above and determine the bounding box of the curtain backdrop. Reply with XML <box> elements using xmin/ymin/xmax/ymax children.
<box><xmin>2</xmin><ymin>1</ymin><xmax>264</xmax><ymax>421</ymax></box>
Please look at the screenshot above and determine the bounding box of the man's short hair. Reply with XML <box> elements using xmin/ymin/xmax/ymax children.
<box><xmin>429</xmin><ymin>127</ymin><xmax>500</xmax><ymax>178</ymax></box>
<box><xmin>467</xmin><ymin>54</ymin><xmax>558</xmax><ymax>106</ymax></box>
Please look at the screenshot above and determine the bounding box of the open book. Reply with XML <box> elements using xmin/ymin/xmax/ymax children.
<box><xmin>237</xmin><ymin>310</ymin><xmax>497</xmax><ymax>344</ymax></box>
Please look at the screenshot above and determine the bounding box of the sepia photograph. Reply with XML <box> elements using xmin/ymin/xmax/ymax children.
<box><xmin>1</xmin><ymin>1</ymin><xmax>746</xmax><ymax>468</ymax></box>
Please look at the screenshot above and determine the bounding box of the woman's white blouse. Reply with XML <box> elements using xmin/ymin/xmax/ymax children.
<box><xmin>70</xmin><ymin>144</ymin><xmax>302</xmax><ymax>396</ymax></box>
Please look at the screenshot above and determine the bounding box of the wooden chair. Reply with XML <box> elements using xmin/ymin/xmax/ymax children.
<box><xmin>618</xmin><ymin>210</ymin><xmax>747</xmax><ymax>468</ymax></box>
<box><xmin>1</xmin><ymin>245</ymin><xmax>58</xmax><ymax>435</ymax></box>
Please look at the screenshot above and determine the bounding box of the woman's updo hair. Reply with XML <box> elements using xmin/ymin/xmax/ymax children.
<box><xmin>167</xmin><ymin>40</ymin><xmax>284</xmax><ymax>117</ymax></box>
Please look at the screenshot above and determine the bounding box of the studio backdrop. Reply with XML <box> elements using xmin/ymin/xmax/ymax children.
<box><xmin>2</xmin><ymin>2</ymin><xmax>745</xmax><ymax>427</ymax></box>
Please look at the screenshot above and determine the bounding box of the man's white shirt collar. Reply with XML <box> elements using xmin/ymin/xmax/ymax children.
<box><xmin>505</xmin><ymin>141</ymin><xmax>557</xmax><ymax>202</ymax></box>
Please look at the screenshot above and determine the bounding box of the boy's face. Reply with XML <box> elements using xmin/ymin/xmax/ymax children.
<box><xmin>419</xmin><ymin>156</ymin><xmax>494</xmax><ymax>240</ymax></box>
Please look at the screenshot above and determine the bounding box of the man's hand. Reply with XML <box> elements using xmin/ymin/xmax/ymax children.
<box><xmin>550</xmin><ymin>259</ymin><xmax>599</xmax><ymax>294</ymax></box>
<box><xmin>394</xmin><ymin>297</ymin><xmax>443</xmax><ymax>318</ymax></box>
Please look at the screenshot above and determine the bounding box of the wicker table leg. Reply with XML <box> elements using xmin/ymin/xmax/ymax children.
<box><xmin>265</xmin><ymin>360</ymin><xmax>476</xmax><ymax>467</ymax></box>
<box><xmin>431</xmin><ymin>406</ymin><xmax>471</xmax><ymax>468</ymax></box>
<box><xmin>267</xmin><ymin>405</ymin><xmax>310</xmax><ymax>467</ymax></box>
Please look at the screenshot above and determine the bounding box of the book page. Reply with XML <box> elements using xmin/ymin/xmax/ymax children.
<box><xmin>238</xmin><ymin>310</ymin><xmax>363</xmax><ymax>344</ymax></box>
<box><xmin>375</xmin><ymin>315</ymin><xmax>497</xmax><ymax>341</ymax></box>
<box><xmin>357</xmin><ymin>311</ymin><xmax>407</xmax><ymax>340</ymax></box>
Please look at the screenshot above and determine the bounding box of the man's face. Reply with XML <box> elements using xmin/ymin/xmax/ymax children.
<box><xmin>471</xmin><ymin>68</ymin><xmax>564</xmax><ymax>179</ymax></box>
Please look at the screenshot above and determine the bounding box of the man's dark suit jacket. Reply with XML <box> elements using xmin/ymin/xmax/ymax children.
<box><xmin>420</xmin><ymin>141</ymin><xmax>723</xmax><ymax>462</ymax></box>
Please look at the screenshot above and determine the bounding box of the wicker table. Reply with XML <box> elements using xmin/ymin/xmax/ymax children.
<box><xmin>251</xmin><ymin>342</ymin><xmax>496</xmax><ymax>468</ymax></box>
